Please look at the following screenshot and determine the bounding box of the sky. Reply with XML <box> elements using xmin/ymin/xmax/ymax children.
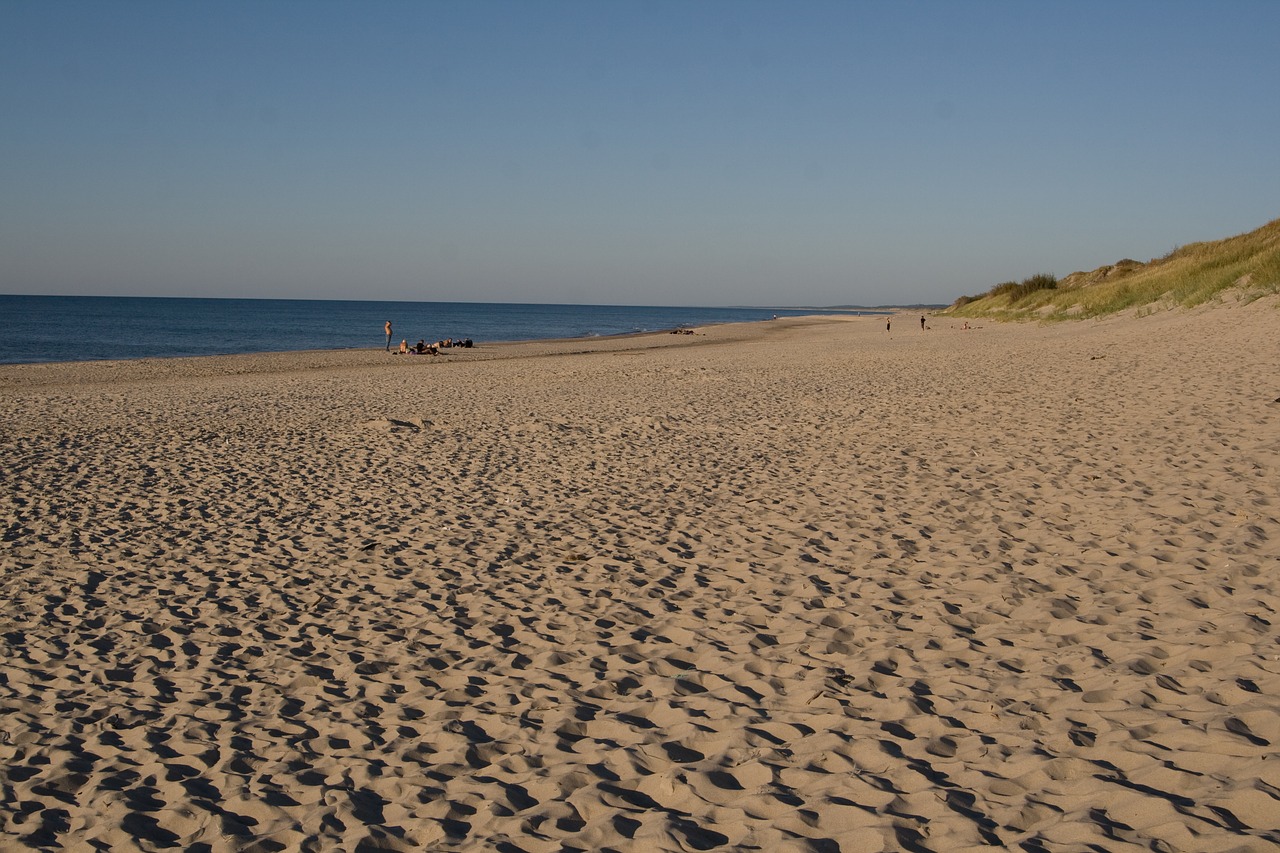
<box><xmin>2</xmin><ymin>1</ymin><xmax>1278</xmax><ymax>307</ymax></box>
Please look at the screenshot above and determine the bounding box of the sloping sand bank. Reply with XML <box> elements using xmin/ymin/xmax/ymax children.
<box><xmin>2</xmin><ymin>300</ymin><xmax>1278</xmax><ymax>851</ymax></box>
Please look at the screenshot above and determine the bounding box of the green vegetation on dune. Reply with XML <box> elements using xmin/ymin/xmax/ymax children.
<box><xmin>948</xmin><ymin>217</ymin><xmax>1280</xmax><ymax>320</ymax></box>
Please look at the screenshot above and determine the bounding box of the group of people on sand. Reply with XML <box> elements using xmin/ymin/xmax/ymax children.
<box><xmin>384</xmin><ymin>321</ymin><xmax>473</xmax><ymax>356</ymax></box>
<box><xmin>400</xmin><ymin>339</ymin><xmax>435</xmax><ymax>355</ymax></box>
<box><xmin>396</xmin><ymin>337</ymin><xmax>473</xmax><ymax>355</ymax></box>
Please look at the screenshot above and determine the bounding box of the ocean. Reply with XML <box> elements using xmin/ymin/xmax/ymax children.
<box><xmin>0</xmin><ymin>295</ymin><xmax>868</xmax><ymax>365</ymax></box>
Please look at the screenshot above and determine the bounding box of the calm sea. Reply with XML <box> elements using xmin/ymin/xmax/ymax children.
<box><xmin>0</xmin><ymin>295</ymin><xmax>863</xmax><ymax>365</ymax></box>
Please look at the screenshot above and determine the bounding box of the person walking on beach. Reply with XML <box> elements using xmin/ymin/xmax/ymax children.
<box><xmin>886</xmin><ymin>317</ymin><xmax>891</xmax><ymax>333</ymax></box>
<box><xmin>384</xmin><ymin>320</ymin><xmax>393</xmax><ymax>351</ymax></box>
<box><xmin>920</xmin><ymin>315</ymin><xmax>926</xmax><ymax>330</ymax></box>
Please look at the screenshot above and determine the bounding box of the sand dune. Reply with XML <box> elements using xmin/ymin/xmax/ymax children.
<box><xmin>2</xmin><ymin>299</ymin><xmax>1278</xmax><ymax>851</ymax></box>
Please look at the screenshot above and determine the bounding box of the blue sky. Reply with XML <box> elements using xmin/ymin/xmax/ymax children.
<box><xmin>3</xmin><ymin>1</ymin><xmax>1277</xmax><ymax>306</ymax></box>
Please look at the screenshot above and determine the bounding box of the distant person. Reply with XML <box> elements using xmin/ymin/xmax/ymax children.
<box><xmin>920</xmin><ymin>315</ymin><xmax>926</xmax><ymax>330</ymax></box>
<box><xmin>384</xmin><ymin>320</ymin><xmax>393</xmax><ymax>351</ymax></box>
<box><xmin>886</xmin><ymin>317</ymin><xmax>891</xmax><ymax>333</ymax></box>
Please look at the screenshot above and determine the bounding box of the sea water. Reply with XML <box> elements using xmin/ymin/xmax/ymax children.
<box><xmin>0</xmin><ymin>295</ymin><xmax>867</xmax><ymax>365</ymax></box>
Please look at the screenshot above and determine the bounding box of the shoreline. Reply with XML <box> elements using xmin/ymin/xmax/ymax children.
<box><xmin>2</xmin><ymin>298</ymin><xmax>1277</xmax><ymax>850</ymax></box>
<box><xmin>0</xmin><ymin>296</ymin><xmax>866</xmax><ymax>371</ymax></box>
<box><xmin>0</xmin><ymin>314</ymin><xmax>853</xmax><ymax>390</ymax></box>
<box><xmin>0</xmin><ymin>303</ymin><xmax>917</xmax><ymax>373</ymax></box>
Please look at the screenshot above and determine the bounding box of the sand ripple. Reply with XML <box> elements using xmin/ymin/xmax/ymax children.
<box><xmin>2</xmin><ymin>302</ymin><xmax>1278</xmax><ymax>850</ymax></box>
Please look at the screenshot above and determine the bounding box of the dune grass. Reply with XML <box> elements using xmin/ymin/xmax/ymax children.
<box><xmin>948</xmin><ymin>217</ymin><xmax>1280</xmax><ymax>320</ymax></box>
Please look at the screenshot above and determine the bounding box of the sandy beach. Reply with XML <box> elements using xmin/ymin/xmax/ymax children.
<box><xmin>2</xmin><ymin>299</ymin><xmax>1278</xmax><ymax>852</ymax></box>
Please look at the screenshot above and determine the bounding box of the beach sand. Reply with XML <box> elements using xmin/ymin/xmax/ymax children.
<box><xmin>2</xmin><ymin>299</ymin><xmax>1278</xmax><ymax>852</ymax></box>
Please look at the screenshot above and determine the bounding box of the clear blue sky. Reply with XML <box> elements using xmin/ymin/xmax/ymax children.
<box><xmin>3</xmin><ymin>1</ymin><xmax>1277</xmax><ymax>306</ymax></box>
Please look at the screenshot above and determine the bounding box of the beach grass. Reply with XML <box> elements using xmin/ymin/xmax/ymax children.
<box><xmin>948</xmin><ymin>216</ymin><xmax>1280</xmax><ymax>320</ymax></box>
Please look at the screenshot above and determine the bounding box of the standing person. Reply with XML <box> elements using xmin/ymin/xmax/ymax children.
<box><xmin>886</xmin><ymin>316</ymin><xmax>891</xmax><ymax>333</ymax></box>
<box><xmin>920</xmin><ymin>315</ymin><xmax>926</xmax><ymax>330</ymax></box>
<box><xmin>384</xmin><ymin>320</ymin><xmax>393</xmax><ymax>351</ymax></box>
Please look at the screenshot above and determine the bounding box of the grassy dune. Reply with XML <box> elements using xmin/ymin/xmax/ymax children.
<box><xmin>948</xmin><ymin>216</ymin><xmax>1280</xmax><ymax>320</ymax></box>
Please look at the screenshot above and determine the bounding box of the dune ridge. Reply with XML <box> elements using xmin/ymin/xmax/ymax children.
<box><xmin>2</xmin><ymin>301</ymin><xmax>1278</xmax><ymax>851</ymax></box>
